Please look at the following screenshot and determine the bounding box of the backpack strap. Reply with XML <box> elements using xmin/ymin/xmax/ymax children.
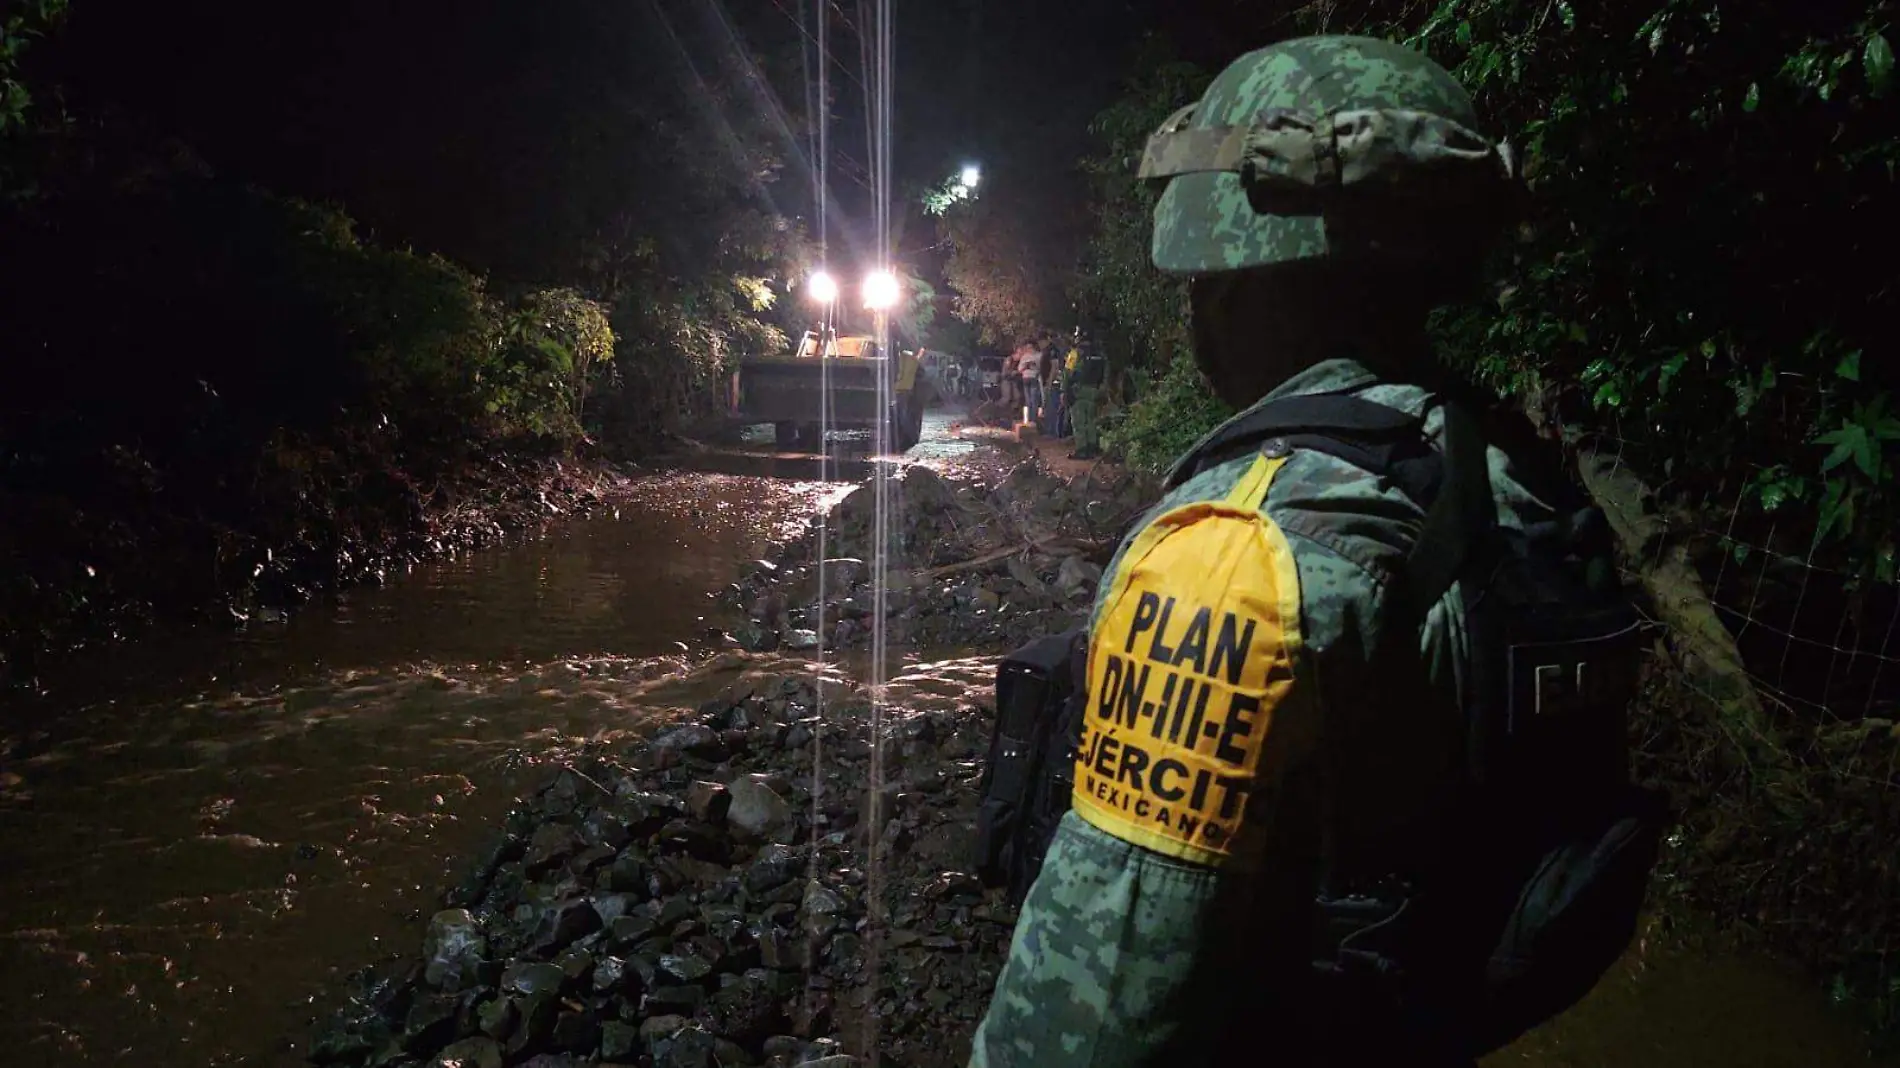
<box><xmin>1398</xmin><ymin>402</ymin><xmax>1494</xmax><ymax>619</ymax></box>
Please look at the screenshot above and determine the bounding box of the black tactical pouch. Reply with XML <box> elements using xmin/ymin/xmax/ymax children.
<box><xmin>974</xmin><ymin>627</ymin><xmax>1089</xmax><ymax>905</ymax></box>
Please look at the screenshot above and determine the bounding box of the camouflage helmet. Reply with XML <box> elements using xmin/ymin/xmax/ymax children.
<box><xmin>1140</xmin><ymin>35</ymin><xmax>1516</xmax><ymax>274</ymax></box>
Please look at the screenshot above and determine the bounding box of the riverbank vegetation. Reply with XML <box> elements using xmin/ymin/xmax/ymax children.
<box><xmin>1054</xmin><ymin>0</ymin><xmax>1900</xmax><ymax>1044</ymax></box>
<box><xmin>0</xmin><ymin>3</ymin><xmax>809</xmax><ymax>687</ymax></box>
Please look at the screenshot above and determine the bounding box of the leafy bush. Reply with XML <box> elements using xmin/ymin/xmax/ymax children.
<box><xmin>495</xmin><ymin>287</ymin><xmax>616</xmax><ymax>442</ymax></box>
<box><xmin>1362</xmin><ymin>0</ymin><xmax>1900</xmax><ymax>585</ymax></box>
<box><xmin>1102</xmin><ymin>348</ymin><xmax>1234</xmax><ymax>474</ymax></box>
<box><xmin>1072</xmin><ymin>56</ymin><xmax>1209</xmax><ymax>386</ymax></box>
<box><xmin>0</xmin><ymin>165</ymin><xmax>598</xmax><ymax>676</ymax></box>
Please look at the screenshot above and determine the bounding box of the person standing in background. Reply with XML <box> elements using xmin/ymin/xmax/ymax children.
<box><xmin>1058</xmin><ymin>333</ymin><xmax>1082</xmax><ymax>438</ymax></box>
<box><xmin>1018</xmin><ymin>339</ymin><xmax>1044</xmax><ymax>429</ymax></box>
<box><xmin>1040</xmin><ymin>334</ymin><xmax>1063</xmax><ymax>436</ymax></box>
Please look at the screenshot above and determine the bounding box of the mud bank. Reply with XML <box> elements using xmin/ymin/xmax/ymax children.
<box><xmin>720</xmin><ymin>459</ymin><xmax>1158</xmax><ymax>657</ymax></box>
<box><xmin>2</xmin><ymin>449</ymin><xmax>636</xmax><ymax>691</ymax></box>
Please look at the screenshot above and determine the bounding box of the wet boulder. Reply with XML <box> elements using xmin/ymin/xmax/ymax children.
<box><xmin>423</xmin><ymin>909</ymin><xmax>489</xmax><ymax>992</ymax></box>
<box><xmin>743</xmin><ymin>843</ymin><xmax>803</xmax><ymax>893</ymax></box>
<box><xmin>522</xmin><ymin>823</ymin><xmax>583</xmax><ymax>875</ymax></box>
<box><xmin>550</xmin><ymin>1009</ymin><xmax>602</xmax><ymax>1053</ymax></box>
<box><xmin>527</xmin><ymin>898</ymin><xmax>602</xmax><ymax>956</ymax></box>
<box><xmin>651</xmin><ymin>723</ymin><xmax>728</xmax><ymax>761</ymax></box>
<box><xmin>727</xmin><ymin>775</ymin><xmax>794</xmax><ymax>839</ymax></box>
<box><xmin>600</xmin><ymin>1020</ymin><xmax>641</xmax><ymax>1061</ymax></box>
<box><xmin>650</xmin><ymin>1021</ymin><xmax>720</xmax><ymax>1068</ymax></box>
<box><xmin>697</xmin><ymin>974</ymin><xmax>785</xmax><ymax>1045</ymax></box>
<box><xmin>686</xmin><ymin>780</ymin><xmax>731</xmax><ymax>825</ymax></box>
<box><xmin>500</xmin><ymin>961</ymin><xmax>567</xmax><ymax>998</ymax></box>
<box><xmin>476</xmin><ymin>996</ymin><xmax>518</xmax><ymax>1042</ymax></box>
<box><xmin>402</xmin><ymin>993</ymin><xmax>462</xmax><ymax>1055</ymax></box>
<box><xmin>429</xmin><ymin>1037</ymin><xmax>504</xmax><ymax>1068</ymax></box>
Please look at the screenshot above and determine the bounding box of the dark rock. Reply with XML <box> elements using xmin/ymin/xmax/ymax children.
<box><xmin>626</xmin><ymin>953</ymin><xmax>660</xmax><ymax>988</ymax></box>
<box><xmin>550</xmin><ymin>1011</ymin><xmax>601</xmax><ymax>1053</ymax></box>
<box><xmin>476</xmin><ymin>996</ymin><xmax>518</xmax><ymax>1041</ymax></box>
<box><xmin>659</xmin><ymin>819</ymin><xmax>731</xmax><ymax>862</ymax></box>
<box><xmin>568</xmin><ymin>842</ymin><xmax>616</xmax><ymax>874</ymax></box>
<box><xmin>606</xmin><ymin>790</ymin><xmax>687</xmax><ymax>835</ymax></box>
<box><xmin>658</xmin><ymin>952</ymin><xmax>713</xmax><ymax>983</ymax></box>
<box><xmin>600</xmin><ymin>1020</ymin><xmax>640</xmax><ymax>1061</ymax></box>
<box><xmin>685</xmin><ymin>780</ymin><xmax>731</xmax><ymax>825</ymax></box>
<box><xmin>523</xmin><ymin>823</ymin><xmax>583</xmax><ymax>874</ymax></box>
<box><xmin>591</xmin><ymin>892</ymin><xmax>638</xmax><ymax>925</ymax></box>
<box><xmin>403</xmin><ymin>993</ymin><xmax>461</xmax><ymax>1054</ymax></box>
<box><xmin>756</xmin><ymin>929</ymin><xmax>808</xmax><ymax>970</ymax></box>
<box><xmin>446</xmin><ymin>834</ymin><xmax>525</xmax><ymax>908</ymax></box>
<box><xmin>713</xmin><ymin>1038</ymin><xmax>757</xmax><ymax>1065</ymax></box>
<box><xmin>609</xmin><ymin>912</ymin><xmax>658</xmax><ymax>949</ymax></box>
<box><xmin>727</xmin><ymin>775</ymin><xmax>794</xmax><ymax>838</ymax></box>
<box><xmin>501</xmin><ymin>961</ymin><xmax>566</xmax><ymax>998</ymax></box>
<box><xmin>604</xmin><ymin>854</ymin><xmax>649</xmax><ymax>895</ymax></box>
<box><xmin>650</xmin><ymin>1022</ymin><xmax>718</xmax><ymax>1068</ymax></box>
<box><xmin>422</xmin><ymin>909</ymin><xmax>488</xmax><ymax>992</ymax></box>
<box><xmin>580</xmin><ymin>808</ymin><xmax>633</xmax><ymax>851</ymax></box>
<box><xmin>657</xmin><ymin>896</ymin><xmax>697</xmax><ymax>927</ymax></box>
<box><xmin>553</xmin><ymin>945</ymin><xmax>594</xmax><ymax>985</ymax></box>
<box><xmin>652</xmin><ymin>723</ymin><xmax>727</xmax><ymax>760</ymax></box>
<box><xmin>744</xmin><ymin>843</ymin><xmax>804</xmax><ymax>893</ymax></box>
<box><xmin>639</xmin><ymin>1014</ymin><xmax>692</xmax><ymax>1040</ymax></box>
<box><xmin>593</xmin><ymin>953</ymin><xmax>629</xmax><ymax>994</ymax></box>
<box><xmin>696</xmin><ymin>976</ymin><xmax>784</xmax><ymax>1045</ymax></box>
<box><xmin>644</xmin><ymin>984</ymin><xmax>707</xmax><ymax>1013</ymax></box>
<box><xmin>790</xmin><ymin>991</ymin><xmax>832</xmax><ymax>1037</ymax></box>
<box><xmin>429</xmin><ymin>1036</ymin><xmax>504</xmax><ymax>1068</ymax></box>
<box><xmin>762</xmin><ymin>1035</ymin><xmax>807</xmax><ymax>1060</ymax></box>
<box><xmin>506</xmin><ymin>991</ymin><xmax>560</xmax><ymax>1061</ymax></box>
<box><xmin>529</xmin><ymin>899</ymin><xmax>602</xmax><ymax>956</ymax></box>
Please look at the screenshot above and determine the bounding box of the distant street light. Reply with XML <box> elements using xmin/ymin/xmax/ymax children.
<box><xmin>862</xmin><ymin>269</ymin><xmax>900</xmax><ymax>311</ymax></box>
<box><xmin>807</xmin><ymin>270</ymin><xmax>840</xmax><ymax>304</ymax></box>
<box><xmin>959</xmin><ymin>164</ymin><xmax>981</xmax><ymax>189</ymax></box>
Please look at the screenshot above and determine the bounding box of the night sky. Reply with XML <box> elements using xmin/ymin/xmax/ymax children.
<box><xmin>31</xmin><ymin>0</ymin><xmax>1308</xmax><ymax>286</ymax></box>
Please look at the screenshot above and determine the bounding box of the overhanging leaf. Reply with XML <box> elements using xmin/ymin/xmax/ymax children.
<box><xmin>1867</xmin><ymin>33</ymin><xmax>1895</xmax><ymax>97</ymax></box>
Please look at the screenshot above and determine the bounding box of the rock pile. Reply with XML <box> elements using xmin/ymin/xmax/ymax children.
<box><xmin>309</xmin><ymin>669</ymin><xmax>1015</xmax><ymax>1068</ymax></box>
<box><xmin>724</xmin><ymin>460</ymin><xmax>1155</xmax><ymax>656</ymax></box>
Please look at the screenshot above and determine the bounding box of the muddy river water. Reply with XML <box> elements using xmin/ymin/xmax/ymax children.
<box><xmin>0</xmin><ymin>415</ymin><xmax>1886</xmax><ymax>1067</ymax></box>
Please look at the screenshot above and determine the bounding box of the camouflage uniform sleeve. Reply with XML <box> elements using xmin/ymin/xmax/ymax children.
<box><xmin>969</xmin><ymin>493</ymin><xmax>1389</xmax><ymax>1068</ymax></box>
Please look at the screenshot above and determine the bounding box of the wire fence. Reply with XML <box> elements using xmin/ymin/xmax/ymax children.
<box><xmin>1587</xmin><ymin>420</ymin><xmax>1900</xmax><ymax>786</ymax></box>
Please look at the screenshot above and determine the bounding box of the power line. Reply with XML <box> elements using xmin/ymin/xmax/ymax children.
<box><xmin>760</xmin><ymin>0</ymin><xmax>867</xmax><ymax>91</ymax></box>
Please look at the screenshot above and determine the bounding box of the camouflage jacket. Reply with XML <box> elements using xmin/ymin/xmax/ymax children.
<box><xmin>968</xmin><ymin>357</ymin><xmax>1560</xmax><ymax>1068</ymax></box>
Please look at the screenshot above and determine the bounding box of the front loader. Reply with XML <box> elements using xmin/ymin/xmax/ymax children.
<box><xmin>730</xmin><ymin>332</ymin><xmax>925</xmax><ymax>452</ymax></box>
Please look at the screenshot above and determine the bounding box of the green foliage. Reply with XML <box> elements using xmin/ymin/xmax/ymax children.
<box><xmin>938</xmin><ymin>192</ymin><xmax>1061</xmax><ymax>345</ymax></box>
<box><xmin>1102</xmin><ymin>348</ymin><xmax>1234</xmax><ymax>474</ymax></box>
<box><xmin>1343</xmin><ymin>0</ymin><xmax>1900</xmax><ymax>585</ymax></box>
<box><xmin>587</xmin><ymin>230</ymin><xmax>790</xmax><ymax>448</ymax></box>
<box><xmin>1072</xmin><ymin>57</ymin><xmax>1209</xmax><ymax>386</ymax></box>
<box><xmin>0</xmin><ymin>0</ymin><xmax>67</xmax><ymax>135</ymax></box>
<box><xmin>894</xmin><ymin>272</ymin><xmax>939</xmax><ymax>347</ymax></box>
<box><xmin>495</xmin><ymin>288</ymin><xmax>616</xmax><ymax>440</ymax></box>
<box><xmin>921</xmin><ymin>172</ymin><xmax>979</xmax><ymax>216</ymax></box>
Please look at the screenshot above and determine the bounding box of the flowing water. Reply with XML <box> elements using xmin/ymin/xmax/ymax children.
<box><xmin>0</xmin><ymin>413</ymin><xmax>1885</xmax><ymax>1067</ymax></box>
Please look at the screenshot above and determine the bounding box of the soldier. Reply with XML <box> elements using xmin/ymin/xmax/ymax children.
<box><xmin>1066</xmin><ymin>338</ymin><xmax>1105</xmax><ymax>459</ymax></box>
<box><xmin>970</xmin><ymin>34</ymin><xmax>1655</xmax><ymax>1068</ymax></box>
